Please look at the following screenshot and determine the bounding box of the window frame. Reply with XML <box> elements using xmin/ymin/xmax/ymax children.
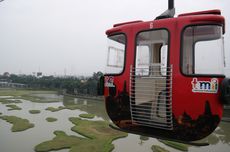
<box><xmin>104</xmin><ymin>33</ymin><xmax>127</xmax><ymax>76</ymax></box>
<box><xmin>180</xmin><ymin>24</ymin><xmax>225</xmax><ymax>78</ymax></box>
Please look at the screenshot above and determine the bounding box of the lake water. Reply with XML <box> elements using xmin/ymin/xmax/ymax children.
<box><xmin>0</xmin><ymin>92</ymin><xmax>230</xmax><ymax>152</ymax></box>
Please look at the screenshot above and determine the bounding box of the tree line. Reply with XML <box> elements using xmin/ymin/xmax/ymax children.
<box><xmin>0</xmin><ymin>72</ymin><xmax>103</xmax><ymax>96</ymax></box>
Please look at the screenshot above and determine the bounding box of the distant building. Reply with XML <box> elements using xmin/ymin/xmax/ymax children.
<box><xmin>0</xmin><ymin>77</ymin><xmax>27</xmax><ymax>88</ymax></box>
<box><xmin>0</xmin><ymin>82</ymin><xmax>27</xmax><ymax>88</ymax></box>
<box><xmin>81</xmin><ymin>79</ymin><xmax>87</xmax><ymax>83</ymax></box>
<box><xmin>37</xmin><ymin>72</ymin><xmax>42</xmax><ymax>77</ymax></box>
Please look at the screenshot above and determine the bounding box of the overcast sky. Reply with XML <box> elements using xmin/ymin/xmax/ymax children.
<box><xmin>0</xmin><ymin>0</ymin><xmax>230</xmax><ymax>76</ymax></box>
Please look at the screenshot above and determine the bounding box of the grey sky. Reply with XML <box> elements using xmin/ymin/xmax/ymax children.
<box><xmin>0</xmin><ymin>0</ymin><xmax>230</xmax><ymax>76</ymax></box>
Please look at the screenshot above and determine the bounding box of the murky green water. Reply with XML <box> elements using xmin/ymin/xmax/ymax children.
<box><xmin>0</xmin><ymin>91</ymin><xmax>230</xmax><ymax>152</ymax></box>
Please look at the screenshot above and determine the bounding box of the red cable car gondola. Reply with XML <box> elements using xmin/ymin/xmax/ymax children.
<box><xmin>98</xmin><ymin>0</ymin><xmax>230</xmax><ymax>143</ymax></box>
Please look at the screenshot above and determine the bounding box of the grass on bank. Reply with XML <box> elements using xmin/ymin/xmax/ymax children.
<box><xmin>0</xmin><ymin>115</ymin><xmax>34</xmax><ymax>132</ymax></box>
<box><xmin>46</xmin><ymin>117</ymin><xmax>58</xmax><ymax>122</ymax></box>
<box><xmin>35</xmin><ymin>118</ymin><xmax>127</xmax><ymax>152</ymax></box>
<box><xmin>0</xmin><ymin>89</ymin><xmax>59</xmax><ymax>103</ymax></box>
<box><xmin>0</xmin><ymin>89</ymin><xmax>57</xmax><ymax>97</ymax></box>
<box><xmin>0</xmin><ymin>99</ymin><xmax>22</xmax><ymax>104</ymax></box>
<box><xmin>79</xmin><ymin>113</ymin><xmax>95</xmax><ymax>119</ymax></box>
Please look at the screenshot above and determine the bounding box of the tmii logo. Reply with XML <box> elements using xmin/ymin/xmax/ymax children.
<box><xmin>191</xmin><ymin>78</ymin><xmax>218</xmax><ymax>93</ymax></box>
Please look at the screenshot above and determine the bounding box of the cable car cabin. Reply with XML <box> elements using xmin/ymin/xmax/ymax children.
<box><xmin>99</xmin><ymin>6</ymin><xmax>230</xmax><ymax>142</ymax></box>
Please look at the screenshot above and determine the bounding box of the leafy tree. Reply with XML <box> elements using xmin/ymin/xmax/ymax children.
<box><xmin>1</xmin><ymin>71</ymin><xmax>103</xmax><ymax>96</ymax></box>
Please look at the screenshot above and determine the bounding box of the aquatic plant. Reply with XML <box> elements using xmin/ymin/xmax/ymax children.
<box><xmin>46</xmin><ymin>117</ymin><xmax>58</xmax><ymax>122</ymax></box>
<box><xmin>79</xmin><ymin>113</ymin><xmax>95</xmax><ymax>119</ymax></box>
<box><xmin>140</xmin><ymin>135</ymin><xmax>149</xmax><ymax>141</ymax></box>
<box><xmin>45</xmin><ymin>106</ymin><xmax>66</xmax><ymax>112</ymax></box>
<box><xmin>35</xmin><ymin>118</ymin><xmax>127</xmax><ymax>152</ymax></box>
<box><xmin>0</xmin><ymin>99</ymin><xmax>22</xmax><ymax>104</ymax></box>
<box><xmin>151</xmin><ymin>145</ymin><xmax>169</xmax><ymax>152</ymax></box>
<box><xmin>29</xmin><ymin>110</ymin><xmax>41</xmax><ymax>114</ymax></box>
<box><xmin>45</xmin><ymin>105</ymin><xmax>80</xmax><ymax>112</ymax></box>
<box><xmin>6</xmin><ymin>104</ymin><xmax>22</xmax><ymax>111</ymax></box>
<box><xmin>0</xmin><ymin>89</ymin><xmax>59</xmax><ymax>103</ymax></box>
<box><xmin>0</xmin><ymin>115</ymin><xmax>34</xmax><ymax>132</ymax></box>
<box><xmin>159</xmin><ymin>140</ymin><xmax>189</xmax><ymax>151</ymax></box>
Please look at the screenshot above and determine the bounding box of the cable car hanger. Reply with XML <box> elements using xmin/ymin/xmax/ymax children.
<box><xmin>98</xmin><ymin>0</ymin><xmax>229</xmax><ymax>146</ymax></box>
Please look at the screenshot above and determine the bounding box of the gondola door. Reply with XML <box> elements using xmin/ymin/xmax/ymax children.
<box><xmin>130</xmin><ymin>29</ymin><xmax>173</xmax><ymax>130</ymax></box>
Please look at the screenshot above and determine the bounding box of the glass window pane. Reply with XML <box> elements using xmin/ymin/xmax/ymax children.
<box><xmin>136</xmin><ymin>29</ymin><xmax>168</xmax><ymax>76</ymax></box>
<box><xmin>107</xmin><ymin>47</ymin><xmax>124</xmax><ymax>67</ymax></box>
<box><xmin>182</xmin><ymin>25</ymin><xmax>224</xmax><ymax>75</ymax></box>
<box><xmin>137</xmin><ymin>46</ymin><xmax>150</xmax><ymax>66</ymax></box>
<box><xmin>195</xmin><ymin>39</ymin><xmax>224</xmax><ymax>74</ymax></box>
<box><xmin>161</xmin><ymin>45</ymin><xmax>168</xmax><ymax>76</ymax></box>
<box><xmin>105</xmin><ymin>34</ymin><xmax>126</xmax><ymax>74</ymax></box>
<box><xmin>136</xmin><ymin>45</ymin><xmax>150</xmax><ymax>75</ymax></box>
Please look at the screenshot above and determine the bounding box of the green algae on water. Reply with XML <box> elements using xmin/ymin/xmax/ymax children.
<box><xmin>45</xmin><ymin>105</ymin><xmax>80</xmax><ymax>112</ymax></box>
<box><xmin>29</xmin><ymin>110</ymin><xmax>41</xmax><ymax>114</ymax></box>
<box><xmin>0</xmin><ymin>99</ymin><xmax>22</xmax><ymax>104</ymax></box>
<box><xmin>79</xmin><ymin>113</ymin><xmax>95</xmax><ymax>119</ymax></box>
<box><xmin>0</xmin><ymin>115</ymin><xmax>34</xmax><ymax>132</ymax></box>
<box><xmin>6</xmin><ymin>104</ymin><xmax>22</xmax><ymax>111</ymax></box>
<box><xmin>140</xmin><ymin>135</ymin><xmax>149</xmax><ymax>141</ymax></box>
<box><xmin>159</xmin><ymin>140</ymin><xmax>189</xmax><ymax>151</ymax></box>
<box><xmin>151</xmin><ymin>145</ymin><xmax>169</xmax><ymax>152</ymax></box>
<box><xmin>45</xmin><ymin>106</ymin><xmax>65</xmax><ymax>112</ymax></box>
<box><xmin>46</xmin><ymin>117</ymin><xmax>58</xmax><ymax>122</ymax></box>
<box><xmin>35</xmin><ymin>118</ymin><xmax>127</xmax><ymax>152</ymax></box>
<box><xmin>0</xmin><ymin>89</ymin><xmax>59</xmax><ymax>103</ymax></box>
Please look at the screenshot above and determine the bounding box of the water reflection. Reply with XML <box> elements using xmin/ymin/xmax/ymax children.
<box><xmin>0</xmin><ymin>96</ymin><xmax>13</xmax><ymax>98</ymax></box>
<box><xmin>74</xmin><ymin>98</ymin><xmax>78</xmax><ymax>104</ymax></box>
<box><xmin>193</xmin><ymin>121</ymin><xmax>230</xmax><ymax>147</ymax></box>
<box><xmin>1</xmin><ymin>93</ymin><xmax>230</xmax><ymax>152</ymax></box>
<box><xmin>62</xmin><ymin>96</ymin><xmax>109</xmax><ymax>121</ymax></box>
<box><xmin>214</xmin><ymin>122</ymin><xmax>230</xmax><ymax>145</ymax></box>
<box><xmin>139</xmin><ymin>136</ymin><xmax>150</xmax><ymax>145</ymax></box>
<box><xmin>83</xmin><ymin>100</ymin><xmax>87</xmax><ymax>105</ymax></box>
<box><xmin>112</xmin><ymin>111</ymin><xmax>230</xmax><ymax>152</ymax></box>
